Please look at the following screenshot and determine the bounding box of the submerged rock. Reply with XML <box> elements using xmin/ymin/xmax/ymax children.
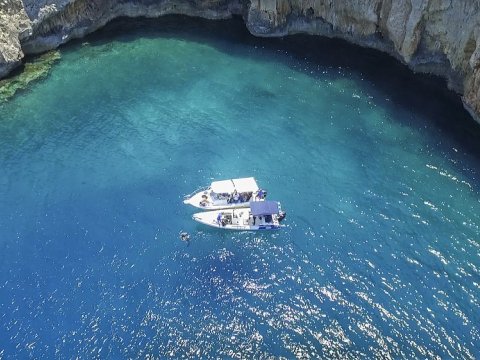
<box><xmin>0</xmin><ymin>50</ymin><xmax>61</xmax><ymax>101</ymax></box>
<box><xmin>0</xmin><ymin>0</ymin><xmax>480</xmax><ymax>123</ymax></box>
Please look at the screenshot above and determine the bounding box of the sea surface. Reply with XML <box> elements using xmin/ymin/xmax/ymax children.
<box><xmin>1</xmin><ymin>16</ymin><xmax>480</xmax><ymax>359</ymax></box>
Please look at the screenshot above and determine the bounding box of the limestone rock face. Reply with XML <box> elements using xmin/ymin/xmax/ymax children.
<box><xmin>0</xmin><ymin>0</ymin><xmax>480</xmax><ymax>122</ymax></box>
<box><xmin>245</xmin><ymin>0</ymin><xmax>480</xmax><ymax>120</ymax></box>
<box><xmin>0</xmin><ymin>0</ymin><xmax>31</xmax><ymax>77</ymax></box>
<box><xmin>17</xmin><ymin>0</ymin><xmax>243</xmax><ymax>55</ymax></box>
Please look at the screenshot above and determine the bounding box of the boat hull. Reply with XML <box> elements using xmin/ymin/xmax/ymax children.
<box><xmin>192</xmin><ymin>208</ymin><xmax>283</xmax><ymax>231</ymax></box>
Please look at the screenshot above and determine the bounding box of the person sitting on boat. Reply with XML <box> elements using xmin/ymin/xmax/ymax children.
<box><xmin>232</xmin><ymin>190</ymin><xmax>239</xmax><ymax>203</ymax></box>
<box><xmin>199</xmin><ymin>194</ymin><xmax>210</xmax><ymax>207</ymax></box>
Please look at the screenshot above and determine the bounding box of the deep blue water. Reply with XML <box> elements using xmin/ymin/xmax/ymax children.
<box><xmin>1</xmin><ymin>16</ymin><xmax>480</xmax><ymax>358</ymax></box>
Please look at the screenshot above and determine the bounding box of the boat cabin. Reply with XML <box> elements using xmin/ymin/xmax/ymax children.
<box><xmin>216</xmin><ymin>201</ymin><xmax>282</xmax><ymax>227</ymax></box>
<box><xmin>249</xmin><ymin>201</ymin><xmax>280</xmax><ymax>225</ymax></box>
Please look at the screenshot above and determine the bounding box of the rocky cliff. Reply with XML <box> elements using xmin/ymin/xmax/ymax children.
<box><xmin>0</xmin><ymin>0</ymin><xmax>31</xmax><ymax>76</ymax></box>
<box><xmin>1</xmin><ymin>0</ymin><xmax>479</xmax><ymax>122</ymax></box>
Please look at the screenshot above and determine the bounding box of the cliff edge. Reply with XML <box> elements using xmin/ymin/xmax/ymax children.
<box><xmin>1</xmin><ymin>0</ymin><xmax>479</xmax><ymax>122</ymax></box>
<box><xmin>0</xmin><ymin>0</ymin><xmax>31</xmax><ymax>76</ymax></box>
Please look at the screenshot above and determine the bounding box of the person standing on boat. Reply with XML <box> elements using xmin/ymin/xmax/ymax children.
<box><xmin>216</xmin><ymin>213</ymin><xmax>227</xmax><ymax>226</ymax></box>
<box><xmin>256</xmin><ymin>189</ymin><xmax>266</xmax><ymax>200</ymax></box>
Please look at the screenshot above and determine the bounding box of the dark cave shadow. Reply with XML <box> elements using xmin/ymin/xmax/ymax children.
<box><xmin>62</xmin><ymin>15</ymin><xmax>480</xmax><ymax>180</ymax></box>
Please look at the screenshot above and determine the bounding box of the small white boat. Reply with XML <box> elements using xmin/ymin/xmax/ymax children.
<box><xmin>192</xmin><ymin>201</ymin><xmax>286</xmax><ymax>231</ymax></box>
<box><xmin>183</xmin><ymin>177</ymin><xmax>266</xmax><ymax>210</ymax></box>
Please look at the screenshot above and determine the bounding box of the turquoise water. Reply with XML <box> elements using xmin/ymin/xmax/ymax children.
<box><xmin>1</xmin><ymin>16</ymin><xmax>480</xmax><ymax>358</ymax></box>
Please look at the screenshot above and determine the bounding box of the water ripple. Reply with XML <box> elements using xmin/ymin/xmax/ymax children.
<box><xmin>0</xmin><ymin>17</ymin><xmax>479</xmax><ymax>359</ymax></box>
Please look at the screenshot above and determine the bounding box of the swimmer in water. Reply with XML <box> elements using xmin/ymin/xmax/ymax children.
<box><xmin>179</xmin><ymin>231</ymin><xmax>190</xmax><ymax>246</ymax></box>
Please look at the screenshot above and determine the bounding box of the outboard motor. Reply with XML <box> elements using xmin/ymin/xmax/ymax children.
<box><xmin>278</xmin><ymin>211</ymin><xmax>286</xmax><ymax>222</ymax></box>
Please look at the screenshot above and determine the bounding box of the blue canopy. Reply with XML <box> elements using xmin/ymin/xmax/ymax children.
<box><xmin>250</xmin><ymin>201</ymin><xmax>279</xmax><ymax>216</ymax></box>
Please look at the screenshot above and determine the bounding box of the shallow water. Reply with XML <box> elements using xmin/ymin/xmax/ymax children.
<box><xmin>0</xmin><ymin>16</ymin><xmax>479</xmax><ymax>358</ymax></box>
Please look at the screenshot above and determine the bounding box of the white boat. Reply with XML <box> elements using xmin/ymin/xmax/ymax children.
<box><xmin>192</xmin><ymin>201</ymin><xmax>286</xmax><ymax>231</ymax></box>
<box><xmin>183</xmin><ymin>177</ymin><xmax>266</xmax><ymax>210</ymax></box>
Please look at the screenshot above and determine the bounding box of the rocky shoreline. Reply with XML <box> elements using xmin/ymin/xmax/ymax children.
<box><xmin>1</xmin><ymin>0</ymin><xmax>479</xmax><ymax>123</ymax></box>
